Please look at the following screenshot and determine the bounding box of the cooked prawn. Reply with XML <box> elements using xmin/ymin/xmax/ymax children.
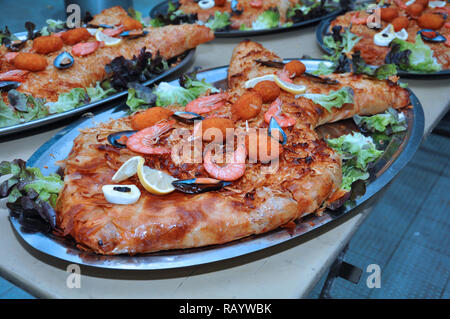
<box><xmin>185</xmin><ymin>93</ymin><xmax>228</xmax><ymax>114</ymax></box>
<box><xmin>264</xmin><ymin>98</ymin><xmax>296</xmax><ymax>128</ymax></box>
<box><xmin>72</xmin><ymin>41</ymin><xmax>101</xmax><ymax>57</ymax></box>
<box><xmin>102</xmin><ymin>27</ymin><xmax>125</xmax><ymax>37</ymax></box>
<box><xmin>126</xmin><ymin>119</ymin><xmax>175</xmax><ymax>155</ymax></box>
<box><xmin>0</xmin><ymin>69</ymin><xmax>29</xmax><ymax>82</ymax></box>
<box><xmin>203</xmin><ymin>143</ymin><xmax>247</xmax><ymax>181</ymax></box>
<box><xmin>277</xmin><ymin>69</ymin><xmax>293</xmax><ymax>83</ymax></box>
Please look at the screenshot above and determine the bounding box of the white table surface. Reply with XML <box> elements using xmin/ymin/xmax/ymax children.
<box><xmin>0</xmin><ymin>25</ymin><xmax>449</xmax><ymax>299</ymax></box>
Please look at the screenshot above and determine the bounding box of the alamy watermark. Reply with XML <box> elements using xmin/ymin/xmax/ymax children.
<box><xmin>66</xmin><ymin>264</ymin><xmax>81</xmax><ymax>289</ymax></box>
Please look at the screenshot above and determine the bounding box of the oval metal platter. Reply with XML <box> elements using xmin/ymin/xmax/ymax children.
<box><xmin>0</xmin><ymin>31</ymin><xmax>196</xmax><ymax>137</ymax></box>
<box><xmin>316</xmin><ymin>16</ymin><xmax>450</xmax><ymax>77</ymax></box>
<box><xmin>10</xmin><ymin>59</ymin><xmax>424</xmax><ymax>270</ymax></box>
<box><xmin>150</xmin><ymin>0</ymin><xmax>342</xmax><ymax>38</ymax></box>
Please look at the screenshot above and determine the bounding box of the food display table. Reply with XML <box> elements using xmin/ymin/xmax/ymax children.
<box><xmin>0</xmin><ymin>25</ymin><xmax>448</xmax><ymax>298</ymax></box>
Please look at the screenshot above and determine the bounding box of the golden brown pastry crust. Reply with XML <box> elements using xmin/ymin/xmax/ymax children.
<box><xmin>56</xmin><ymin>40</ymin><xmax>410</xmax><ymax>255</ymax></box>
<box><xmin>329</xmin><ymin>3</ymin><xmax>450</xmax><ymax>68</ymax></box>
<box><xmin>0</xmin><ymin>6</ymin><xmax>214</xmax><ymax>101</ymax></box>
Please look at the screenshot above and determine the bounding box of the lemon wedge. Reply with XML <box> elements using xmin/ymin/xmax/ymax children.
<box><xmin>112</xmin><ymin>156</ymin><xmax>144</xmax><ymax>183</ymax></box>
<box><xmin>274</xmin><ymin>76</ymin><xmax>307</xmax><ymax>94</ymax></box>
<box><xmin>95</xmin><ymin>29</ymin><xmax>122</xmax><ymax>46</ymax></box>
<box><xmin>244</xmin><ymin>74</ymin><xmax>276</xmax><ymax>88</ymax></box>
<box><xmin>137</xmin><ymin>162</ymin><xmax>176</xmax><ymax>195</ymax></box>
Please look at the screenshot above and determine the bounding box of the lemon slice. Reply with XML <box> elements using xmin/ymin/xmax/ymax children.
<box><xmin>244</xmin><ymin>74</ymin><xmax>276</xmax><ymax>88</ymax></box>
<box><xmin>112</xmin><ymin>156</ymin><xmax>144</xmax><ymax>182</ymax></box>
<box><xmin>95</xmin><ymin>29</ymin><xmax>122</xmax><ymax>46</ymax></box>
<box><xmin>137</xmin><ymin>163</ymin><xmax>176</xmax><ymax>195</ymax></box>
<box><xmin>274</xmin><ymin>76</ymin><xmax>307</xmax><ymax>94</ymax></box>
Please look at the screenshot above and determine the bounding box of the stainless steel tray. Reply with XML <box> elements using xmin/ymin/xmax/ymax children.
<box><xmin>316</xmin><ymin>16</ymin><xmax>450</xmax><ymax>78</ymax></box>
<box><xmin>10</xmin><ymin>59</ymin><xmax>424</xmax><ymax>270</ymax></box>
<box><xmin>0</xmin><ymin>31</ymin><xmax>196</xmax><ymax>137</ymax></box>
<box><xmin>150</xmin><ymin>0</ymin><xmax>342</xmax><ymax>38</ymax></box>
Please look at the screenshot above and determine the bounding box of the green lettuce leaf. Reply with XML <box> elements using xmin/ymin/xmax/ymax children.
<box><xmin>0</xmin><ymin>159</ymin><xmax>63</xmax><ymax>231</ymax></box>
<box><xmin>126</xmin><ymin>83</ymin><xmax>157</xmax><ymax>113</ymax></box>
<box><xmin>251</xmin><ymin>10</ymin><xmax>280</xmax><ymax>30</ymax></box>
<box><xmin>324</xmin><ymin>27</ymin><xmax>362</xmax><ymax>55</ymax></box>
<box><xmin>46</xmin><ymin>88</ymin><xmax>88</xmax><ymax>114</ymax></box>
<box><xmin>313</xmin><ymin>61</ymin><xmax>336</xmax><ymax>75</ymax></box>
<box><xmin>296</xmin><ymin>87</ymin><xmax>354</xmax><ymax>112</ymax></box>
<box><xmin>128</xmin><ymin>8</ymin><xmax>146</xmax><ymax>27</ymax></box>
<box><xmin>0</xmin><ymin>91</ymin><xmax>49</xmax><ymax>128</ymax></box>
<box><xmin>0</xmin><ymin>99</ymin><xmax>21</xmax><ymax>127</ymax></box>
<box><xmin>179</xmin><ymin>73</ymin><xmax>219</xmax><ymax>97</ymax></box>
<box><xmin>353</xmin><ymin>108</ymin><xmax>407</xmax><ymax>134</ymax></box>
<box><xmin>149</xmin><ymin>17</ymin><xmax>166</xmax><ymax>27</ymax></box>
<box><xmin>388</xmin><ymin>35</ymin><xmax>442</xmax><ymax>73</ymax></box>
<box><xmin>205</xmin><ymin>11</ymin><xmax>231</xmax><ymax>31</ymax></box>
<box><xmin>341</xmin><ymin>164</ymin><xmax>370</xmax><ymax>191</ymax></box>
<box><xmin>155</xmin><ymin>82</ymin><xmax>197</xmax><ymax>107</ymax></box>
<box><xmin>327</xmin><ymin>132</ymin><xmax>384</xmax><ymax>170</ymax></box>
<box><xmin>327</xmin><ymin>132</ymin><xmax>384</xmax><ymax>190</ymax></box>
<box><xmin>40</xmin><ymin>19</ymin><xmax>65</xmax><ymax>36</ymax></box>
<box><xmin>86</xmin><ymin>82</ymin><xmax>116</xmax><ymax>102</ymax></box>
<box><xmin>0</xmin><ymin>160</ymin><xmax>63</xmax><ymax>205</ymax></box>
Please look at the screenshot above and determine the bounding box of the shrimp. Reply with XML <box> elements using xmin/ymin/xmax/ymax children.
<box><xmin>264</xmin><ymin>98</ymin><xmax>296</xmax><ymax>128</ymax></box>
<box><xmin>0</xmin><ymin>69</ymin><xmax>29</xmax><ymax>82</ymax></box>
<box><xmin>277</xmin><ymin>69</ymin><xmax>293</xmax><ymax>83</ymax></box>
<box><xmin>203</xmin><ymin>143</ymin><xmax>247</xmax><ymax>181</ymax></box>
<box><xmin>126</xmin><ymin>119</ymin><xmax>175</xmax><ymax>155</ymax></box>
<box><xmin>102</xmin><ymin>27</ymin><xmax>125</xmax><ymax>37</ymax></box>
<box><xmin>72</xmin><ymin>41</ymin><xmax>101</xmax><ymax>57</ymax></box>
<box><xmin>185</xmin><ymin>93</ymin><xmax>228</xmax><ymax>114</ymax></box>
